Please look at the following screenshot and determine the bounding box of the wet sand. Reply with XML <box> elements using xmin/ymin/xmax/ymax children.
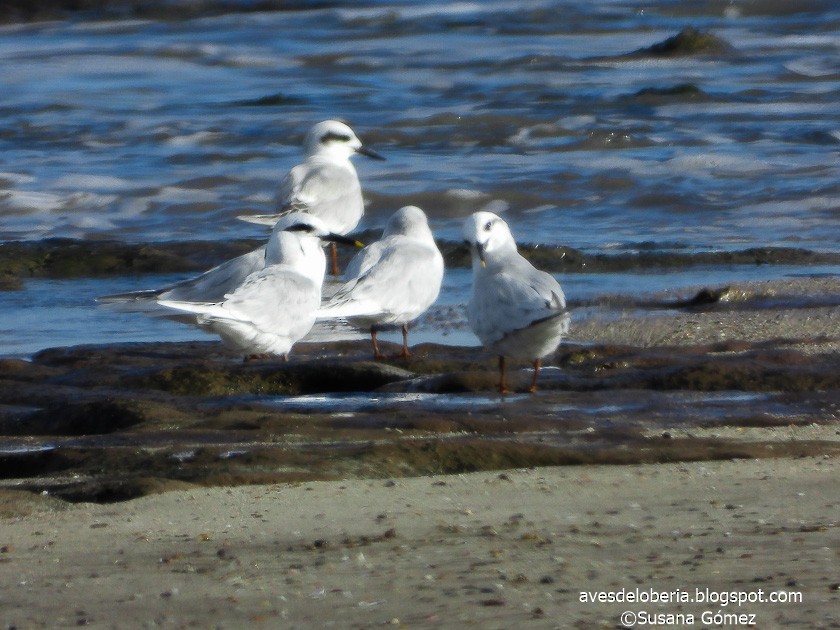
<box><xmin>1</xmin><ymin>276</ymin><xmax>839</xmax><ymax>627</ymax></box>
<box><xmin>2</xmin><ymin>458</ymin><xmax>839</xmax><ymax>629</ymax></box>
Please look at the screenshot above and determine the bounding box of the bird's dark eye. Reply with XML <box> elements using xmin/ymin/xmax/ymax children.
<box><xmin>483</xmin><ymin>221</ymin><xmax>493</xmax><ymax>232</ymax></box>
<box><xmin>320</xmin><ymin>131</ymin><xmax>352</xmax><ymax>144</ymax></box>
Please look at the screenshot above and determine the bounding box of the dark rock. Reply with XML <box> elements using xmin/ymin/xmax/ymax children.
<box><xmin>679</xmin><ymin>286</ymin><xmax>731</xmax><ymax>308</ymax></box>
<box><xmin>633</xmin><ymin>83</ymin><xmax>706</xmax><ymax>102</ymax></box>
<box><xmin>3</xmin><ymin>238</ymin><xmax>840</xmax><ymax>287</ymax></box>
<box><xmin>2</xmin><ymin>399</ymin><xmax>146</xmax><ymax>436</ymax></box>
<box><xmin>125</xmin><ymin>360</ymin><xmax>414</xmax><ymax>396</ymax></box>
<box><xmin>1</xmin><ymin>337</ymin><xmax>839</xmax><ymax>504</ymax></box>
<box><xmin>630</xmin><ymin>28</ymin><xmax>734</xmax><ymax>57</ymax></box>
<box><xmin>232</xmin><ymin>92</ymin><xmax>305</xmax><ymax>107</ymax></box>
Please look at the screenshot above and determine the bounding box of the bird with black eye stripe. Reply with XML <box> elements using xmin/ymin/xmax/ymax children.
<box><xmin>157</xmin><ymin>213</ymin><xmax>359</xmax><ymax>361</ymax></box>
<box><xmin>240</xmin><ymin>120</ymin><xmax>384</xmax><ymax>275</ymax></box>
<box><xmin>462</xmin><ymin>211</ymin><xmax>570</xmax><ymax>395</ymax></box>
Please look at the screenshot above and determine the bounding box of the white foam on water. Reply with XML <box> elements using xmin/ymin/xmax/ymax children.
<box><xmin>0</xmin><ymin>190</ymin><xmax>64</xmax><ymax>214</ymax></box>
<box><xmin>164</xmin><ymin>130</ymin><xmax>227</xmax><ymax>147</ymax></box>
<box><xmin>785</xmin><ymin>56</ymin><xmax>840</xmax><ymax>78</ymax></box>
<box><xmin>156</xmin><ymin>186</ymin><xmax>220</xmax><ymax>202</ymax></box>
<box><xmin>53</xmin><ymin>174</ymin><xmax>137</xmax><ymax>192</ymax></box>
<box><xmin>0</xmin><ymin>172</ymin><xmax>36</xmax><ymax>185</ymax></box>
<box><xmin>657</xmin><ymin>101</ymin><xmax>831</xmax><ymax>119</ymax></box>
<box><xmin>666</xmin><ymin>151</ymin><xmax>774</xmax><ymax>174</ymax></box>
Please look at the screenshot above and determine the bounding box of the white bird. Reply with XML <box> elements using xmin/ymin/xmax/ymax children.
<box><xmin>155</xmin><ymin>213</ymin><xmax>357</xmax><ymax>360</ymax></box>
<box><xmin>462</xmin><ymin>211</ymin><xmax>570</xmax><ymax>395</ymax></box>
<box><xmin>317</xmin><ymin>206</ymin><xmax>444</xmax><ymax>359</ymax></box>
<box><xmin>97</xmin><ymin>213</ymin><xmax>362</xmax><ymax>309</ymax></box>
<box><xmin>239</xmin><ymin>119</ymin><xmax>384</xmax><ymax>275</ymax></box>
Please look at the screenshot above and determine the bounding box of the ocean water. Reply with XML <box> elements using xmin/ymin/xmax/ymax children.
<box><xmin>1</xmin><ymin>0</ymin><xmax>839</xmax><ymax>356</ymax></box>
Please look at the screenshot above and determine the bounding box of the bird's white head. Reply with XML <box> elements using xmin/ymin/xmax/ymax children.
<box><xmin>462</xmin><ymin>211</ymin><xmax>517</xmax><ymax>268</ymax></box>
<box><xmin>303</xmin><ymin>120</ymin><xmax>385</xmax><ymax>162</ymax></box>
<box><xmin>272</xmin><ymin>212</ymin><xmax>332</xmax><ymax>239</ymax></box>
<box><xmin>382</xmin><ymin>205</ymin><xmax>434</xmax><ymax>240</ymax></box>
<box><xmin>267</xmin><ymin>212</ymin><xmax>362</xmax><ymax>279</ymax></box>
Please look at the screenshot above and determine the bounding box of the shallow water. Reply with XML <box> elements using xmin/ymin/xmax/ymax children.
<box><xmin>3</xmin><ymin>261</ymin><xmax>840</xmax><ymax>357</ymax></box>
<box><xmin>1</xmin><ymin>1</ymin><xmax>838</xmax><ymax>247</ymax></box>
<box><xmin>1</xmin><ymin>1</ymin><xmax>839</xmax><ymax>356</ymax></box>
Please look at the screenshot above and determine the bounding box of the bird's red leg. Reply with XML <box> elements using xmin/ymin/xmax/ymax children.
<box><xmin>399</xmin><ymin>323</ymin><xmax>411</xmax><ymax>358</ymax></box>
<box><xmin>330</xmin><ymin>242</ymin><xmax>340</xmax><ymax>276</ymax></box>
<box><xmin>371</xmin><ymin>327</ymin><xmax>385</xmax><ymax>360</ymax></box>
<box><xmin>529</xmin><ymin>358</ymin><xmax>541</xmax><ymax>393</ymax></box>
<box><xmin>498</xmin><ymin>355</ymin><xmax>508</xmax><ymax>396</ymax></box>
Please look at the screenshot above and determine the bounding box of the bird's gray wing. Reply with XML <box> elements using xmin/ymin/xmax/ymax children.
<box><xmin>221</xmin><ymin>265</ymin><xmax>320</xmax><ymax>335</ymax></box>
<box><xmin>98</xmin><ymin>246</ymin><xmax>266</xmax><ymax>306</ymax></box>
<box><xmin>507</xmin><ymin>256</ymin><xmax>567</xmax><ymax>311</ymax></box>
<box><xmin>159</xmin><ymin>246</ymin><xmax>267</xmax><ymax>303</ymax></box>
<box><xmin>470</xmin><ymin>258</ymin><xmax>566</xmax><ymax>344</ymax></box>
<box><xmin>277</xmin><ymin>162</ymin><xmax>361</xmax><ymax>228</ymax></box>
<box><xmin>322</xmin><ymin>240</ymin><xmax>442</xmax><ymax>318</ymax></box>
<box><xmin>330</xmin><ymin>238</ymin><xmax>389</xmax><ymax>297</ymax></box>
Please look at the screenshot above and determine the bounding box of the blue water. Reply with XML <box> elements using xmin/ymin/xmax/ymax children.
<box><xmin>1</xmin><ymin>1</ymin><xmax>839</xmax><ymax>356</ymax></box>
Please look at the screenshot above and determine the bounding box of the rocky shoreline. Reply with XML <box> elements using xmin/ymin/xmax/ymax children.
<box><xmin>1</xmin><ymin>277</ymin><xmax>838</xmax><ymax>506</ymax></box>
<box><xmin>4</xmin><ymin>237</ymin><xmax>840</xmax><ymax>290</ymax></box>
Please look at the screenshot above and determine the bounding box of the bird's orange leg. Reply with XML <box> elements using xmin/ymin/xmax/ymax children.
<box><xmin>371</xmin><ymin>327</ymin><xmax>385</xmax><ymax>360</ymax></box>
<box><xmin>399</xmin><ymin>323</ymin><xmax>411</xmax><ymax>358</ymax></box>
<box><xmin>498</xmin><ymin>355</ymin><xmax>509</xmax><ymax>396</ymax></box>
<box><xmin>529</xmin><ymin>358</ymin><xmax>541</xmax><ymax>393</ymax></box>
<box><xmin>330</xmin><ymin>242</ymin><xmax>340</xmax><ymax>276</ymax></box>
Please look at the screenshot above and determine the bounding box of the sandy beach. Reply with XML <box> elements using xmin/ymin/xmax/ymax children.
<box><xmin>1</xmin><ymin>458</ymin><xmax>839</xmax><ymax>629</ymax></box>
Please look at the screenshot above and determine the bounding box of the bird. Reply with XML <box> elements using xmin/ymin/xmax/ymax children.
<box><xmin>462</xmin><ymin>211</ymin><xmax>570</xmax><ymax>395</ymax></box>
<box><xmin>154</xmin><ymin>213</ymin><xmax>358</xmax><ymax>360</ymax></box>
<box><xmin>239</xmin><ymin>119</ymin><xmax>384</xmax><ymax>276</ymax></box>
<box><xmin>97</xmin><ymin>213</ymin><xmax>363</xmax><ymax>310</ymax></box>
<box><xmin>316</xmin><ymin>206</ymin><xmax>444</xmax><ymax>360</ymax></box>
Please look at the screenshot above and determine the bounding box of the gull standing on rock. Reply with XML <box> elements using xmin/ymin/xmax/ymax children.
<box><xmin>463</xmin><ymin>211</ymin><xmax>570</xmax><ymax>395</ymax></box>
<box><xmin>317</xmin><ymin>206</ymin><xmax>444</xmax><ymax>359</ymax></box>
<box><xmin>240</xmin><ymin>119</ymin><xmax>384</xmax><ymax>275</ymax></box>
<box><xmin>157</xmin><ymin>213</ymin><xmax>358</xmax><ymax>360</ymax></box>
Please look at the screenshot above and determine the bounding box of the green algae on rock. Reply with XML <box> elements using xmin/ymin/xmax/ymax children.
<box><xmin>124</xmin><ymin>360</ymin><xmax>414</xmax><ymax>396</ymax></box>
<box><xmin>630</xmin><ymin>27</ymin><xmax>735</xmax><ymax>57</ymax></box>
<box><xmin>3</xmin><ymin>239</ymin><xmax>840</xmax><ymax>289</ymax></box>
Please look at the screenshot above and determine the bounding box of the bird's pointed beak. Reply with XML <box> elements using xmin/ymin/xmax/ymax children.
<box><xmin>464</xmin><ymin>240</ymin><xmax>487</xmax><ymax>267</ymax></box>
<box><xmin>356</xmin><ymin>145</ymin><xmax>385</xmax><ymax>161</ymax></box>
<box><xmin>325</xmin><ymin>233</ymin><xmax>365</xmax><ymax>248</ymax></box>
<box><xmin>477</xmin><ymin>243</ymin><xmax>487</xmax><ymax>267</ymax></box>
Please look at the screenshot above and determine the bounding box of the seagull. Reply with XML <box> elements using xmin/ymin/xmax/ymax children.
<box><xmin>154</xmin><ymin>213</ymin><xmax>358</xmax><ymax>359</ymax></box>
<box><xmin>462</xmin><ymin>211</ymin><xmax>570</xmax><ymax>395</ymax></box>
<box><xmin>97</xmin><ymin>213</ymin><xmax>363</xmax><ymax>310</ymax></box>
<box><xmin>239</xmin><ymin>119</ymin><xmax>384</xmax><ymax>275</ymax></box>
<box><xmin>317</xmin><ymin>206</ymin><xmax>444</xmax><ymax>359</ymax></box>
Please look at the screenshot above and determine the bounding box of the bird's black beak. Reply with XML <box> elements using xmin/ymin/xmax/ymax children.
<box><xmin>356</xmin><ymin>145</ymin><xmax>385</xmax><ymax>161</ymax></box>
<box><xmin>325</xmin><ymin>233</ymin><xmax>365</xmax><ymax>248</ymax></box>
<box><xmin>464</xmin><ymin>240</ymin><xmax>486</xmax><ymax>267</ymax></box>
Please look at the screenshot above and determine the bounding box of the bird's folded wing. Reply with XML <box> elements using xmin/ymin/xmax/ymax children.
<box><xmin>472</xmin><ymin>267</ymin><xmax>566</xmax><ymax>343</ymax></box>
<box><xmin>98</xmin><ymin>247</ymin><xmax>266</xmax><ymax>305</ymax></box>
<box><xmin>160</xmin><ymin>247</ymin><xmax>267</xmax><ymax>303</ymax></box>
<box><xmin>219</xmin><ymin>266</ymin><xmax>320</xmax><ymax>330</ymax></box>
<box><xmin>318</xmin><ymin>241</ymin><xmax>438</xmax><ymax>319</ymax></box>
<box><xmin>277</xmin><ymin>161</ymin><xmax>359</xmax><ymax>215</ymax></box>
